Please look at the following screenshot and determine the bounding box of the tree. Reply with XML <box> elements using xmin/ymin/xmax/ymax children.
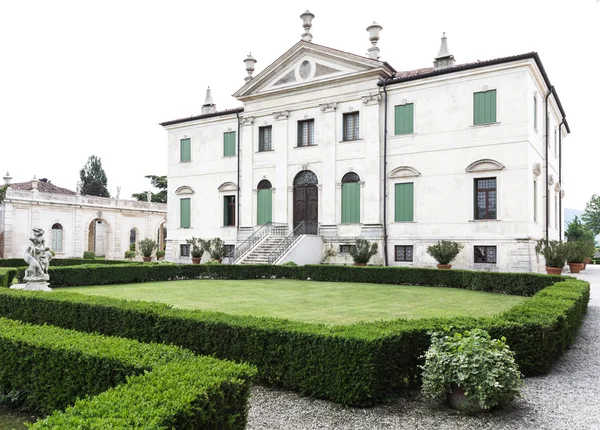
<box><xmin>79</xmin><ymin>155</ymin><xmax>110</xmax><ymax>197</ymax></box>
<box><xmin>565</xmin><ymin>216</ymin><xmax>596</xmax><ymax>244</ymax></box>
<box><xmin>132</xmin><ymin>175</ymin><xmax>167</xmax><ymax>203</ymax></box>
<box><xmin>582</xmin><ymin>194</ymin><xmax>600</xmax><ymax>236</ymax></box>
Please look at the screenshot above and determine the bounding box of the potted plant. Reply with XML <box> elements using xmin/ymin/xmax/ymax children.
<box><xmin>186</xmin><ymin>237</ymin><xmax>204</xmax><ymax>264</ymax></box>
<box><xmin>124</xmin><ymin>250</ymin><xmax>136</xmax><ymax>260</ymax></box>
<box><xmin>421</xmin><ymin>329</ymin><xmax>523</xmax><ymax>413</ymax></box>
<box><xmin>564</xmin><ymin>217</ymin><xmax>596</xmax><ymax>270</ymax></box>
<box><xmin>535</xmin><ymin>239</ymin><xmax>566</xmax><ymax>275</ymax></box>
<box><xmin>201</xmin><ymin>238</ymin><xmax>226</xmax><ymax>263</ymax></box>
<box><xmin>427</xmin><ymin>240</ymin><xmax>463</xmax><ymax>269</ymax></box>
<box><xmin>156</xmin><ymin>250</ymin><xmax>166</xmax><ymax>261</ymax></box>
<box><xmin>564</xmin><ymin>240</ymin><xmax>596</xmax><ymax>274</ymax></box>
<box><xmin>348</xmin><ymin>239</ymin><xmax>378</xmax><ymax>266</ymax></box>
<box><xmin>138</xmin><ymin>238</ymin><xmax>157</xmax><ymax>262</ymax></box>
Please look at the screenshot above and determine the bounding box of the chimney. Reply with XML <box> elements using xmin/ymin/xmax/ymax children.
<box><xmin>201</xmin><ymin>87</ymin><xmax>217</xmax><ymax>115</ymax></box>
<box><xmin>2</xmin><ymin>172</ymin><xmax>11</xmax><ymax>186</ymax></box>
<box><xmin>366</xmin><ymin>22</ymin><xmax>383</xmax><ymax>60</ymax></box>
<box><xmin>300</xmin><ymin>10</ymin><xmax>314</xmax><ymax>42</ymax></box>
<box><xmin>243</xmin><ymin>53</ymin><xmax>257</xmax><ymax>83</ymax></box>
<box><xmin>434</xmin><ymin>32</ymin><xmax>455</xmax><ymax>69</ymax></box>
<box><xmin>31</xmin><ymin>175</ymin><xmax>39</xmax><ymax>190</ymax></box>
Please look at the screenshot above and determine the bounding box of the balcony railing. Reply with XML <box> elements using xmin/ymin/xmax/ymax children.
<box><xmin>267</xmin><ymin>221</ymin><xmax>319</xmax><ymax>265</ymax></box>
<box><xmin>228</xmin><ymin>222</ymin><xmax>288</xmax><ymax>264</ymax></box>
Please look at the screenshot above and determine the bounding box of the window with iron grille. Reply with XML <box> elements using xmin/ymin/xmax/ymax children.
<box><xmin>224</xmin><ymin>195</ymin><xmax>236</xmax><ymax>226</ymax></box>
<box><xmin>474</xmin><ymin>246</ymin><xmax>496</xmax><ymax>264</ymax></box>
<box><xmin>180</xmin><ymin>244</ymin><xmax>190</xmax><ymax>257</ymax></box>
<box><xmin>395</xmin><ymin>245</ymin><xmax>413</xmax><ymax>262</ymax></box>
<box><xmin>224</xmin><ymin>244</ymin><xmax>235</xmax><ymax>256</ymax></box>
<box><xmin>297</xmin><ymin>119</ymin><xmax>315</xmax><ymax>147</ymax></box>
<box><xmin>339</xmin><ymin>244</ymin><xmax>353</xmax><ymax>254</ymax></box>
<box><xmin>259</xmin><ymin>126</ymin><xmax>272</xmax><ymax>151</ymax></box>
<box><xmin>343</xmin><ymin>112</ymin><xmax>359</xmax><ymax>141</ymax></box>
<box><xmin>474</xmin><ymin>177</ymin><xmax>497</xmax><ymax>220</ymax></box>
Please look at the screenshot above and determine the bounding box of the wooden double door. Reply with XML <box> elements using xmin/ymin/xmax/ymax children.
<box><xmin>293</xmin><ymin>185</ymin><xmax>318</xmax><ymax>230</ymax></box>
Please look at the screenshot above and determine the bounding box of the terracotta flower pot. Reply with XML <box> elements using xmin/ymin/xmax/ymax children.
<box><xmin>353</xmin><ymin>262</ymin><xmax>367</xmax><ymax>266</ymax></box>
<box><xmin>568</xmin><ymin>263</ymin><xmax>584</xmax><ymax>274</ymax></box>
<box><xmin>447</xmin><ymin>384</ymin><xmax>482</xmax><ymax>413</ymax></box>
<box><xmin>142</xmin><ymin>256</ymin><xmax>152</xmax><ymax>263</ymax></box>
<box><xmin>437</xmin><ymin>264</ymin><xmax>452</xmax><ymax>270</ymax></box>
<box><xmin>191</xmin><ymin>258</ymin><xmax>201</xmax><ymax>264</ymax></box>
<box><xmin>545</xmin><ymin>266</ymin><xmax>563</xmax><ymax>275</ymax></box>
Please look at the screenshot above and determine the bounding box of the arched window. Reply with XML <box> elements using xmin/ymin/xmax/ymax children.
<box><xmin>257</xmin><ymin>180</ymin><xmax>273</xmax><ymax>225</ymax></box>
<box><xmin>293</xmin><ymin>170</ymin><xmax>318</xmax><ymax>187</ymax></box>
<box><xmin>175</xmin><ymin>186</ymin><xmax>195</xmax><ymax>228</ymax></box>
<box><xmin>341</xmin><ymin>172</ymin><xmax>360</xmax><ymax>224</ymax></box>
<box><xmin>51</xmin><ymin>223</ymin><xmax>63</xmax><ymax>253</ymax></box>
<box><xmin>129</xmin><ymin>228</ymin><xmax>137</xmax><ymax>251</ymax></box>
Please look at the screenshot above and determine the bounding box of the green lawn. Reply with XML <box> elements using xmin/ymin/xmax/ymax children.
<box><xmin>68</xmin><ymin>279</ymin><xmax>527</xmax><ymax>325</ymax></box>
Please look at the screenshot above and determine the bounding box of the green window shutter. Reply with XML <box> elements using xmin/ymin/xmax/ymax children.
<box><xmin>223</xmin><ymin>132</ymin><xmax>236</xmax><ymax>157</ymax></box>
<box><xmin>257</xmin><ymin>189</ymin><xmax>272</xmax><ymax>225</ymax></box>
<box><xmin>394</xmin><ymin>104</ymin><xmax>414</xmax><ymax>135</ymax></box>
<box><xmin>180</xmin><ymin>138</ymin><xmax>191</xmax><ymax>162</ymax></box>
<box><xmin>341</xmin><ymin>182</ymin><xmax>360</xmax><ymax>224</ymax></box>
<box><xmin>394</xmin><ymin>183</ymin><xmax>414</xmax><ymax>222</ymax></box>
<box><xmin>474</xmin><ymin>90</ymin><xmax>496</xmax><ymax>125</ymax></box>
<box><xmin>180</xmin><ymin>198</ymin><xmax>191</xmax><ymax>228</ymax></box>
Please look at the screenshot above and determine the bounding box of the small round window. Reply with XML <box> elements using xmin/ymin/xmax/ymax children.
<box><xmin>299</xmin><ymin>60</ymin><xmax>311</xmax><ymax>79</ymax></box>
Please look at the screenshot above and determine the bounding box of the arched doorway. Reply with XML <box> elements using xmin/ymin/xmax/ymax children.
<box><xmin>88</xmin><ymin>219</ymin><xmax>107</xmax><ymax>256</ymax></box>
<box><xmin>341</xmin><ymin>172</ymin><xmax>361</xmax><ymax>224</ymax></box>
<box><xmin>257</xmin><ymin>180</ymin><xmax>273</xmax><ymax>225</ymax></box>
<box><xmin>129</xmin><ymin>228</ymin><xmax>138</xmax><ymax>251</ymax></box>
<box><xmin>157</xmin><ymin>222</ymin><xmax>167</xmax><ymax>251</ymax></box>
<box><xmin>293</xmin><ymin>170</ymin><xmax>318</xmax><ymax>229</ymax></box>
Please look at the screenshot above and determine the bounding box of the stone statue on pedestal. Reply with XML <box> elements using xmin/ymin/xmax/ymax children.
<box><xmin>12</xmin><ymin>228</ymin><xmax>53</xmax><ymax>291</ymax></box>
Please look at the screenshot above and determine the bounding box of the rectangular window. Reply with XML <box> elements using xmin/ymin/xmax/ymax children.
<box><xmin>473</xmin><ymin>90</ymin><xmax>497</xmax><ymax>125</ymax></box>
<box><xmin>395</xmin><ymin>245</ymin><xmax>413</xmax><ymax>262</ymax></box>
<box><xmin>180</xmin><ymin>244</ymin><xmax>190</xmax><ymax>257</ymax></box>
<box><xmin>339</xmin><ymin>244</ymin><xmax>353</xmax><ymax>255</ymax></box>
<box><xmin>533</xmin><ymin>180</ymin><xmax>538</xmax><ymax>222</ymax></box>
<box><xmin>555</xmin><ymin>195</ymin><xmax>558</xmax><ymax>229</ymax></box>
<box><xmin>52</xmin><ymin>229</ymin><xmax>63</xmax><ymax>253</ymax></box>
<box><xmin>474</xmin><ymin>246</ymin><xmax>497</xmax><ymax>264</ymax></box>
<box><xmin>394</xmin><ymin>182</ymin><xmax>414</xmax><ymax>222</ymax></box>
<box><xmin>394</xmin><ymin>103</ymin><xmax>414</xmax><ymax>135</ymax></box>
<box><xmin>180</xmin><ymin>138</ymin><xmax>191</xmax><ymax>162</ymax></box>
<box><xmin>297</xmin><ymin>119</ymin><xmax>315</xmax><ymax>147</ymax></box>
<box><xmin>259</xmin><ymin>126</ymin><xmax>272</xmax><ymax>152</ymax></box>
<box><xmin>224</xmin><ymin>244</ymin><xmax>235</xmax><ymax>256</ymax></box>
<box><xmin>223</xmin><ymin>195</ymin><xmax>236</xmax><ymax>226</ymax></box>
<box><xmin>533</xmin><ymin>95</ymin><xmax>538</xmax><ymax>131</ymax></box>
<box><xmin>554</xmin><ymin>128</ymin><xmax>558</xmax><ymax>158</ymax></box>
<box><xmin>474</xmin><ymin>178</ymin><xmax>497</xmax><ymax>220</ymax></box>
<box><xmin>223</xmin><ymin>131</ymin><xmax>236</xmax><ymax>157</ymax></box>
<box><xmin>343</xmin><ymin>112</ymin><xmax>360</xmax><ymax>141</ymax></box>
<box><xmin>180</xmin><ymin>198</ymin><xmax>191</xmax><ymax>228</ymax></box>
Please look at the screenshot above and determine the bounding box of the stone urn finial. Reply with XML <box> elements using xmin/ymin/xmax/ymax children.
<box><xmin>300</xmin><ymin>10</ymin><xmax>315</xmax><ymax>42</ymax></box>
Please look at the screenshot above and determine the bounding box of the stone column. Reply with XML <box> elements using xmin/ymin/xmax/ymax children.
<box><xmin>361</xmin><ymin>94</ymin><xmax>382</xmax><ymax>225</ymax></box>
<box><xmin>240</xmin><ymin>116</ymin><xmax>255</xmax><ymax>228</ymax></box>
<box><xmin>273</xmin><ymin>111</ymin><xmax>290</xmax><ymax>224</ymax></box>
<box><xmin>319</xmin><ymin>102</ymin><xmax>338</xmax><ymax>227</ymax></box>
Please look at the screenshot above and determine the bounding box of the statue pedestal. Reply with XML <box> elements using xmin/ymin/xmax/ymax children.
<box><xmin>11</xmin><ymin>281</ymin><xmax>52</xmax><ymax>292</ymax></box>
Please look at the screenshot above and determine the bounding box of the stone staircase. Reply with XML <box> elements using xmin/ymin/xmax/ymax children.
<box><xmin>240</xmin><ymin>235</ymin><xmax>285</xmax><ymax>265</ymax></box>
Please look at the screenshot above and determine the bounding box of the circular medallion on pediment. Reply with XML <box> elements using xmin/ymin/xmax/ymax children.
<box><xmin>299</xmin><ymin>60</ymin><xmax>311</xmax><ymax>79</ymax></box>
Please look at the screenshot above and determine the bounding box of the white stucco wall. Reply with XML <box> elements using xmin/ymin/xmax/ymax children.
<box><xmin>277</xmin><ymin>235</ymin><xmax>323</xmax><ymax>266</ymax></box>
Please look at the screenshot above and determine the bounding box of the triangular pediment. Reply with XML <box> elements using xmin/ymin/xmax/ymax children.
<box><xmin>233</xmin><ymin>41</ymin><xmax>395</xmax><ymax>99</ymax></box>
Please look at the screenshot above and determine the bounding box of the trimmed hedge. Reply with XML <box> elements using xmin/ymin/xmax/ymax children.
<box><xmin>0</xmin><ymin>258</ymin><xmax>139</xmax><ymax>268</ymax></box>
<box><xmin>19</xmin><ymin>263</ymin><xmax>561</xmax><ymax>296</ymax></box>
<box><xmin>0</xmin><ymin>268</ymin><xmax>17</xmax><ymax>288</ymax></box>
<box><xmin>0</xmin><ymin>276</ymin><xmax>589</xmax><ymax>406</ymax></box>
<box><xmin>0</xmin><ymin>317</ymin><xmax>255</xmax><ymax>428</ymax></box>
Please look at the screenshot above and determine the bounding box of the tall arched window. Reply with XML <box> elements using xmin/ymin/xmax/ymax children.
<box><xmin>341</xmin><ymin>172</ymin><xmax>360</xmax><ymax>224</ymax></box>
<box><xmin>129</xmin><ymin>228</ymin><xmax>137</xmax><ymax>251</ymax></box>
<box><xmin>51</xmin><ymin>223</ymin><xmax>63</xmax><ymax>252</ymax></box>
<box><xmin>257</xmin><ymin>180</ymin><xmax>273</xmax><ymax>225</ymax></box>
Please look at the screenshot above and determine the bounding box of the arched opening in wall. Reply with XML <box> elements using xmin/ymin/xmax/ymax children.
<box><xmin>257</xmin><ymin>180</ymin><xmax>273</xmax><ymax>225</ymax></box>
<box><xmin>51</xmin><ymin>223</ymin><xmax>63</xmax><ymax>253</ymax></box>
<box><xmin>341</xmin><ymin>172</ymin><xmax>360</xmax><ymax>224</ymax></box>
<box><xmin>293</xmin><ymin>170</ymin><xmax>318</xmax><ymax>229</ymax></box>
<box><xmin>129</xmin><ymin>228</ymin><xmax>138</xmax><ymax>252</ymax></box>
<box><xmin>157</xmin><ymin>222</ymin><xmax>167</xmax><ymax>251</ymax></box>
<box><xmin>87</xmin><ymin>219</ymin><xmax>107</xmax><ymax>256</ymax></box>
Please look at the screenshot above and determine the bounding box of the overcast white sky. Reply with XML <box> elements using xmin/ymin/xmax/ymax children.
<box><xmin>1</xmin><ymin>1</ymin><xmax>598</xmax><ymax>209</ymax></box>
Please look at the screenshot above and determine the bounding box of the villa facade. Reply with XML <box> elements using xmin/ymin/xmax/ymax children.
<box><xmin>161</xmin><ymin>13</ymin><xmax>569</xmax><ymax>272</ymax></box>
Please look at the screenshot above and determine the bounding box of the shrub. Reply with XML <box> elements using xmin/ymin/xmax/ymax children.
<box><xmin>83</xmin><ymin>251</ymin><xmax>95</xmax><ymax>260</ymax></box>
<box><xmin>202</xmin><ymin>238</ymin><xmax>227</xmax><ymax>261</ymax></box>
<box><xmin>204</xmin><ymin>260</ymin><xmax>221</xmax><ymax>265</ymax></box>
<box><xmin>427</xmin><ymin>240</ymin><xmax>463</xmax><ymax>265</ymax></box>
<box><xmin>281</xmin><ymin>261</ymin><xmax>298</xmax><ymax>266</ymax></box>
<box><xmin>156</xmin><ymin>250</ymin><xmax>166</xmax><ymax>259</ymax></box>
<box><xmin>124</xmin><ymin>250</ymin><xmax>136</xmax><ymax>260</ymax></box>
<box><xmin>0</xmin><ymin>268</ymin><xmax>17</xmax><ymax>288</ymax></box>
<box><xmin>349</xmin><ymin>239</ymin><xmax>378</xmax><ymax>264</ymax></box>
<box><xmin>129</xmin><ymin>243</ymin><xmax>136</xmax><ymax>252</ymax></box>
<box><xmin>0</xmin><ymin>317</ymin><xmax>255</xmax><ymax>428</ymax></box>
<box><xmin>421</xmin><ymin>328</ymin><xmax>523</xmax><ymax>411</ymax></box>
<box><xmin>564</xmin><ymin>240</ymin><xmax>596</xmax><ymax>264</ymax></box>
<box><xmin>138</xmin><ymin>238</ymin><xmax>157</xmax><ymax>258</ymax></box>
<box><xmin>535</xmin><ymin>239</ymin><xmax>566</xmax><ymax>268</ymax></box>
<box><xmin>186</xmin><ymin>237</ymin><xmax>204</xmax><ymax>259</ymax></box>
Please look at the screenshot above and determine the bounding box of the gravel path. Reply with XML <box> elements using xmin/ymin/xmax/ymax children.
<box><xmin>247</xmin><ymin>267</ymin><xmax>600</xmax><ymax>430</ymax></box>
